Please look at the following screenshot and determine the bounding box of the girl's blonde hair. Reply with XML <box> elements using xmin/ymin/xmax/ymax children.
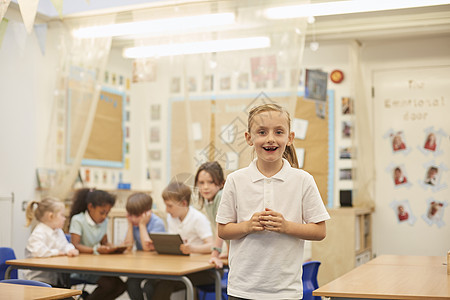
<box><xmin>25</xmin><ymin>197</ymin><xmax>65</xmax><ymax>227</ymax></box>
<box><xmin>247</xmin><ymin>103</ymin><xmax>299</xmax><ymax>168</ymax></box>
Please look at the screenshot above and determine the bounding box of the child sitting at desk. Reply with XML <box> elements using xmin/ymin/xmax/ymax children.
<box><xmin>69</xmin><ymin>188</ymin><xmax>127</xmax><ymax>300</ymax></box>
<box><xmin>123</xmin><ymin>192</ymin><xmax>166</xmax><ymax>300</ymax></box>
<box><xmin>24</xmin><ymin>197</ymin><xmax>79</xmax><ymax>287</ymax></box>
<box><xmin>152</xmin><ymin>181</ymin><xmax>214</xmax><ymax>299</ymax></box>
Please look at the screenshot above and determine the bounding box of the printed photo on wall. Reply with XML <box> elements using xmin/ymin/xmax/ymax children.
<box><xmin>339</xmin><ymin>168</ymin><xmax>352</xmax><ymax>180</ymax></box>
<box><xmin>339</xmin><ymin>147</ymin><xmax>352</xmax><ymax>159</ymax></box>
<box><xmin>391</xmin><ymin>131</ymin><xmax>406</xmax><ymax>152</ymax></box>
<box><xmin>238</xmin><ymin>73</ymin><xmax>249</xmax><ymax>90</ymax></box>
<box><xmin>424</xmin><ymin>132</ymin><xmax>437</xmax><ymax>151</ymax></box>
<box><xmin>341</xmin><ymin>97</ymin><xmax>353</xmax><ymax>114</ymax></box>
<box><xmin>418</xmin><ymin>128</ymin><xmax>447</xmax><ymax>156</ymax></box>
<box><xmin>422</xmin><ymin>199</ymin><xmax>446</xmax><ymax>227</ymax></box>
<box><xmin>386</xmin><ymin>163</ymin><xmax>411</xmax><ymax>189</ymax></box>
<box><xmin>384</xmin><ymin>129</ymin><xmax>411</xmax><ymax>155</ymax></box>
<box><xmin>148</xmin><ymin>150</ymin><xmax>161</xmax><ymax>161</ymax></box>
<box><xmin>150</xmin><ymin>127</ymin><xmax>160</xmax><ymax>143</ymax></box>
<box><xmin>188</xmin><ymin>77</ymin><xmax>197</xmax><ymax>92</ymax></box>
<box><xmin>150</xmin><ymin>104</ymin><xmax>160</xmax><ymax>121</ymax></box>
<box><xmin>424</xmin><ymin>165</ymin><xmax>439</xmax><ymax>186</ymax></box>
<box><xmin>342</xmin><ymin>121</ymin><xmax>352</xmax><ymax>139</ymax></box>
<box><xmin>220</xmin><ymin>76</ymin><xmax>231</xmax><ymax>90</ymax></box>
<box><xmin>390</xmin><ymin>199</ymin><xmax>415</xmax><ymax>225</ymax></box>
<box><xmin>170</xmin><ymin>77</ymin><xmax>181</xmax><ymax>93</ymax></box>
<box><xmin>419</xmin><ymin>161</ymin><xmax>448</xmax><ymax>191</ymax></box>
<box><xmin>315</xmin><ymin>102</ymin><xmax>326</xmax><ymax>119</ymax></box>
<box><xmin>203</xmin><ymin>75</ymin><xmax>213</xmax><ymax>92</ymax></box>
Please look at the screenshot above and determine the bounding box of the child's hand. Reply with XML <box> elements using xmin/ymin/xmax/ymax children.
<box><xmin>139</xmin><ymin>210</ymin><xmax>152</xmax><ymax>226</ymax></box>
<box><xmin>143</xmin><ymin>240</ymin><xmax>155</xmax><ymax>251</ymax></box>
<box><xmin>247</xmin><ymin>211</ymin><xmax>265</xmax><ymax>233</ymax></box>
<box><xmin>67</xmin><ymin>249</ymin><xmax>79</xmax><ymax>257</ymax></box>
<box><xmin>209</xmin><ymin>256</ymin><xmax>223</xmax><ymax>269</ymax></box>
<box><xmin>259</xmin><ymin>208</ymin><xmax>287</xmax><ymax>233</ymax></box>
<box><xmin>97</xmin><ymin>245</ymin><xmax>112</xmax><ymax>254</ymax></box>
<box><xmin>180</xmin><ymin>242</ymin><xmax>192</xmax><ymax>254</ymax></box>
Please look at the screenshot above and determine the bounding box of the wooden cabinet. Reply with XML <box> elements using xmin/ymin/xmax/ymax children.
<box><xmin>311</xmin><ymin>207</ymin><xmax>373</xmax><ymax>286</ymax></box>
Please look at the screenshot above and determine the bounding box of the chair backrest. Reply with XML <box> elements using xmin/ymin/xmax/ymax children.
<box><xmin>0</xmin><ymin>279</ymin><xmax>52</xmax><ymax>287</ymax></box>
<box><xmin>302</xmin><ymin>260</ymin><xmax>321</xmax><ymax>300</ymax></box>
<box><xmin>65</xmin><ymin>233</ymin><xmax>71</xmax><ymax>242</ymax></box>
<box><xmin>0</xmin><ymin>247</ymin><xmax>18</xmax><ymax>280</ymax></box>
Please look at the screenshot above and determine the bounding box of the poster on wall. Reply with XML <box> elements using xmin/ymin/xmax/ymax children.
<box><xmin>304</xmin><ymin>69</ymin><xmax>328</xmax><ymax>102</ymax></box>
<box><xmin>67</xmin><ymin>69</ymin><xmax>125</xmax><ymax>168</ymax></box>
<box><xmin>373</xmin><ymin>66</ymin><xmax>450</xmax><ymax>256</ymax></box>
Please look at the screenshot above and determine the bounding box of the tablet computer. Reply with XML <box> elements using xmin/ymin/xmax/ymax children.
<box><xmin>149</xmin><ymin>233</ymin><xmax>188</xmax><ymax>256</ymax></box>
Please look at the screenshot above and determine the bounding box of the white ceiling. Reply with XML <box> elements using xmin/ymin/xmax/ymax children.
<box><xmin>10</xmin><ymin>0</ymin><xmax>450</xmax><ymax>45</ymax></box>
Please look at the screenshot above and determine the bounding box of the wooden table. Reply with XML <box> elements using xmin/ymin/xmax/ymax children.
<box><xmin>6</xmin><ymin>251</ymin><xmax>222</xmax><ymax>300</ymax></box>
<box><xmin>313</xmin><ymin>255</ymin><xmax>450</xmax><ymax>300</ymax></box>
<box><xmin>0</xmin><ymin>282</ymin><xmax>81</xmax><ymax>300</ymax></box>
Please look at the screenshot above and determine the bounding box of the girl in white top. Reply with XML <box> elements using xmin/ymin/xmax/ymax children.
<box><xmin>216</xmin><ymin>103</ymin><xmax>330</xmax><ymax>300</ymax></box>
<box><xmin>25</xmin><ymin>197</ymin><xmax>79</xmax><ymax>286</ymax></box>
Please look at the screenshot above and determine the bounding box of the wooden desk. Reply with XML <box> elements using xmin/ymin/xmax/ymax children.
<box><xmin>0</xmin><ymin>282</ymin><xmax>81</xmax><ymax>300</ymax></box>
<box><xmin>6</xmin><ymin>252</ymin><xmax>222</xmax><ymax>300</ymax></box>
<box><xmin>367</xmin><ymin>254</ymin><xmax>446</xmax><ymax>267</ymax></box>
<box><xmin>313</xmin><ymin>255</ymin><xmax>450</xmax><ymax>300</ymax></box>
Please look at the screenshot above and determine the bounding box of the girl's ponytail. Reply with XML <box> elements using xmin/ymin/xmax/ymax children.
<box><xmin>283</xmin><ymin>144</ymin><xmax>299</xmax><ymax>169</ymax></box>
<box><xmin>25</xmin><ymin>201</ymin><xmax>39</xmax><ymax>227</ymax></box>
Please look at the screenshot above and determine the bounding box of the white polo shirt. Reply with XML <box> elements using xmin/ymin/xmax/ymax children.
<box><xmin>216</xmin><ymin>159</ymin><xmax>330</xmax><ymax>300</ymax></box>
<box><xmin>167</xmin><ymin>206</ymin><xmax>212</xmax><ymax>246</ymax></box>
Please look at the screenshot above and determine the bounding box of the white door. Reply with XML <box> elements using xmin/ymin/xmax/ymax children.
<box><xmin>372</xmin><ymin>66</ymin><xmax>450</xmax><ymax>256</ymax></box>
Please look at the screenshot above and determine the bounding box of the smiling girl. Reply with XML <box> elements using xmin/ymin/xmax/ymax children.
<box><xmin>216</xmin><ymin>103</ymin><xmax>330</xmax><ymax>300</ymax></box>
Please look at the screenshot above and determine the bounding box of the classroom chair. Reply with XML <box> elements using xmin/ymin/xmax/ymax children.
<box><xmin>0</xmin><ymin>247</ymin><xmax>18</xmax><ymax>280</ymax></box>
<box><xmin>302</xmin><ymin>260</ymin><xmax>321</xmax><ymax>300</ymax></box>
<box><xmin>197</xmin><ymin>268</ymin><xmax>228</xmax><ymax>300</ymax></box>
<box><xmin>0</xmin><ymin>278</ymin><xmax>52</xmax><ymax>287</ymax></box>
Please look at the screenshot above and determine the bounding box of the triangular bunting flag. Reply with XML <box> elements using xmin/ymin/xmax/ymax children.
<box><xmin>50</xmin><ymin>0</ymin><xmax>63</xmax><ymax>19</ymax></box>
<box><xmin>34</xmin><ymin>23</ymin><xmax>47</xmax><ymax>55</ymax></box>
<box><xmin>0</xmin><ymin>18</ymin><xmax>8</xmax><ymax>48</ymax></box>
<box><xmin>17</xmin><ymin>0</ymin><xmax>39</xmax><ymax>34</ymax></box>
<box><xmin>0</xmin><ymin>0</ymin><xmax>11</xmax><ymax>21</ymax></box>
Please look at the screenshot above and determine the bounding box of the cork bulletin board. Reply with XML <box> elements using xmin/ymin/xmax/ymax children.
<box><xmin>169</xmin><ymin>91</ymin><xmax>334</xmax><ymax>206</ymax></box>
<box><xmin>68</xmin><ymin>86</ymin><xmax>125</xmax><ymax>168</ymax></box>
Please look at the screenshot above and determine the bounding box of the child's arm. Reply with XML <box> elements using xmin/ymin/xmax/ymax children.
<box><xmin>123</xmin><ymin>218</ymin><xmax>134</xmax><ymax>250</ymax></box>
<box><xmin>27</xmin><ymin>232</ymin><xmax>62</xmax><ymax>257</ymax></box>
<box><xmin>180</xmin><ymin>236</ymin><xmax>213</xmax><ymax>254</ymax></box>
<box><xmin>71</xmin><ymin>233</ymin><xmax>96</xmax><ymax>254</ymax></box>
<box><xmin>138</xmin><ymin>211</ymin><xmax>154</xmax><ymax>251</ymax></box>
<box><xmin>209</xmin><ymin>227</ymin><xmax>226</xmax><ymax>268</ymax></box>
<box><xmin>259</xmin><ymin>208</ymin><xmax>326</xmax><ymax>241</ymax></box>
<box><xmin>218</xmin><ymin>211</ymin><xmax>265</xmax><ymax>240</ymax></box>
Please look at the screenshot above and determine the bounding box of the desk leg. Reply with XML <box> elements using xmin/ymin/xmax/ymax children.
<box><xmin>212</xmin><ymin>269</ymin><xmax>222</xmax><ymax>300</ymax></box>
<box><xmin>180</xmin><ymin>275</ymin><xmax>195</xmax><ymax>300</ymax></box>
<box><xmin>5</xmin><ymin>266</ymin><xmax>14</xmax><ymax>279</ymax></box>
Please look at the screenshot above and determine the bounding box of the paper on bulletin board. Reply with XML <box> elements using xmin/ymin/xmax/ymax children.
<box><xmin>192</xmin><ymin>122</ymin><xmax>202</xmax><ymax>141</ymax></box>
<box><xmin>293</xmin><ymin>118</ymin><xmax>308</xmax><ymax>140</ymax></box>
<box><xmin>295</xmin><ymin>148</ymin><xmax>305</xmax><ymax>168</ymax></box>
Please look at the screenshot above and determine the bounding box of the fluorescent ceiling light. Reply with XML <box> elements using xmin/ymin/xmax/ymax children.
<box><xmin>123</xmin><ymin>36</ymin><xmax>271</xmax><ymax>58</ymax></box>
<box><xmin>73</xmin><ymin>12</ymin><xmax>235</xmax><ymax>38</ymax></box>
<box><xmin>265</xmin><ymin>0</ymin><xmax>450</xmax><ymax>19</ymax></box>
